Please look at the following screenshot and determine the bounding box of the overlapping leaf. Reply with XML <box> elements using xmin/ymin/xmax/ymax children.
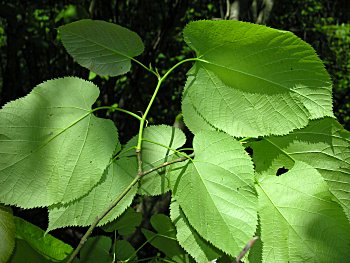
<box><xmin>251</xmin><ymin>117</ymin><xmax>350</xmax><ymax>220</ymax></box>
<box><xmin>171</xmin><ymin>130</ymin><xmax>257</xmax><ymax>256</ymax></box>
<box><xmin>59</xmin><ymin>19</ymin><xmax>144</xmax><ymax>76</ymax></box>
<box><xmin>183</xmin><ymin>20</ymin><xmax>333</xmax><ymax>137</ymax></box>
<box><xmin>0</xmin><ymin>77</ymin><xmax>119</xmax><ymax>208</ymax></box>
<box><xmin>47</xmin><ymin>158</ymin><xmax>137</xmax><ymax>231</ymax></box>
<box><xmin>256</xmin><ymin>161</ymin><xmax>350</xmax><ymax>262</ymax></box>
<box><xmin>170</xmin><ymin>199</ymin><xmax>220</xmax><ymax>262</ymax></box>
<box><xmin>120</xmin><ymin>125</ymin><xmax>186</xmax><ymax>195</ymax></box>
<box><xmin>0</xmin><ymin>205</ymin><xmax>15</xmax><ymax>263</ymax></box>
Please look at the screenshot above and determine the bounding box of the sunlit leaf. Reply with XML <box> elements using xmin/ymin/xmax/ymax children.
<box><xmin>172</xmin><ymin>130</ymin><xmax>257</xmax><ymax>256</ymax></box>
<box><xmin>0</xmin><ymin>77</ymin><xmax>119</xmax><ymax>208</ymax></box>
<box><xmin>256</xmin><ymin>161</ymin><xmax>350</xmax><ymax>262</ymax></box>
<box><xmin>183</xmin><ymin>20</ymin><xmax>333</xmax><ymax>137</ymax></box>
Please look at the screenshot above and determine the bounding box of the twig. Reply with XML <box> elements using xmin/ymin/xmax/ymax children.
<box><xmin>66</xmin><ymin>153</ymin><xmax>192</xmax><ymax>263</ymax></box>
<box><xmin>235</xmin><ymin>236</ymin><xmax>259</xmax><ymax>263</ymax></box>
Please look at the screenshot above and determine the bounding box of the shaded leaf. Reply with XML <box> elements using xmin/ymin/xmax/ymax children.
<box><xmin>115</xmin><ymin>240</ymin><xmax>136</xmax><ymax>261</ymax></box>
<box><xmin>59</xmin><ymin>19</ymin><xmax>144</xmax><ymax>76</ymax></box>
<box><xmin>0</xmin><ymin>77</ymin><xmax>119</xmax><ymax>208</ymax></box>
<box><xmin>14</xmin><ymin>217</ymin><xmax>72</xmax><ymax>262</ymax></box>
<box><xmin>251</xmin><ymin>117</ymin><xmax>350</xmax><ymax>220</ymax></box>
<box><xmin>142</xmin><ymin>214</ymin><xmax>192</xmax><ymax>263</ymax></box>
<box><xmin>80</xmin><ymin>236</ymin><xmax>112</xmax><ymax>263</ymax></box>
<box><xmin>183</xmin><ymin>20</ymin><xmax>332</xmax><ymax>137</ymax></box>
<box><xmin>256</xmin><ymin>161</ymin><xmax>350</xmax><ymax>262</ymax></box>
<box><xmin>121</xmin><ymin>125</ymin><xmax>186</xmax><ymax>195</ymax></box>
<box><xmin>170</xmin><ymin>199</ymin><xmax>221</xmax><ymax>262</ymax></box>
<box><xmin>0</xmin><ymin>205</ymin><xmax>15</xmax><ymax>263</ymax></box>
<box><xmin>47</xmin><ymin>157</ymin><xmax>137</xmax><ymax>231</ymax></box>
<box><xmin>9</xmin><ymin>240</ymin><xmax>51</xmax><ymax>263</ymax></box>
<box><xmin>101</xmin><ymin>207</ymin><xmax>141</xmax><ymax>236</ymax></box>
<box><xmin>172</xmin><ymin>130</ymin><xmax>257</xmax><ymax>256</ymax></box>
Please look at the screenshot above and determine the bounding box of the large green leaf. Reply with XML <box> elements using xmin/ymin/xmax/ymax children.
<box><xmin>171</xmin><ymin>130</ymin><xmax>257</xmax><ymax>256</ymax></box>
<box><xmin>251</xmin><ymin>117</ymin><xmax>350</xmax><ymax>220</ymax></box>
<box><xmin>14</xmin><ymin>217</ymin><xmax>72</xmax><ymax>262</ymax></box>
<box><xmin>183</xmin><ymin>20</ymin><xmax>333</xmax><ymax>137</ymax></box>
<box><xmin>0</xmin><ymin>77</ymin><xmax>119</xmax><ymax>208</ymax></box>
<box><xmin>9</xmin><ymin>240</ymin><xmax>51</xmax><ymax>263</ymax></box>
<box><xmin>170</xmin><ymin>199</ymin><xmax>220</xmax><ymax>262</ymax></box>
<box><xmin>142</xmin><ymin>214</ymin><xmax>193</xmax><ymax>263</ymax></box>
<box><xmin>0</xmin><ymin>205</ymin><xmax>15</xmax><ymax>263</ymax></box>
<box><xmin>47</xmin><ymin>157</ymin><xmax>137</xmax><ymax>231</ymax></box>
<box><xmin>59</xmin><ymin>19</ymin><xmax>144</xmax><ymax>76</ymax></box>
<box><xmin>120</xmin><ymin>125</ymin><xmax>186</xmax><ymax>195</ymax></box>
<box><xmin>256</xmin><ymin>161</ymin><xmax>350</xmax><ymax>262</ymax></box>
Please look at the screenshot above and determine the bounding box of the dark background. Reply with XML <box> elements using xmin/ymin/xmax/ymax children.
<box><xmin>1</xmin><ymin>0</ymin><xmax>349</xmax><ymax>258</ymax></box>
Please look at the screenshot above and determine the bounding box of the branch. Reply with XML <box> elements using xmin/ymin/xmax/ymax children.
<box><xmin>235</xmin><ymin>236</ymin><xmax>259</xmax><ymax>263</ymax></box>
<box><xmin>66</xmin><ymin>153</ymin><xmax>192</xmax><ymax>263</ymax></box>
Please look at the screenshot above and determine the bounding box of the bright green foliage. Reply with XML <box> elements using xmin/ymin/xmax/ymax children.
<box><xmin>170</xmin><ymin>199</ymin><xmax>220</xmax><ymax>262</ymax></box>
<box><xmin>47</xmin><ymin>158</ymin><xmax>137</xmax><ymax>231</ymax></box>
<box><xmin>14</xmin><ymin>217</ymin><xmax>72</xmax><ymax>262</ymax></box>
<box><xmin>121</xmin><ymin>125</ymin><xmax>186</xmax><ymax>195</ymax></box>
<box><xmin>79</xmin><ymin>236</ymin><xmax>112</xmax><ymax>263</ymax></box>
<box><xmin>183</xmin><ymin>20</ymin><xmax>333</xmax><ymax>137</ymax></box>
<box><xmin>251</xmin><ymin>117</ymin><xmax>350</xmax><ymax>220</ymax></box>
<box><xmin>0</xmin><ymin>77</ymin><xmax>119</xmax><ymax>208</ymax></box>
<box><xmin>0</xmin><ymin>205</ymin><xmax>15</xmax><ymax>263</ymax></box>
<box><xmin>256</xmin><ymin>161</ymin><xmax>350</xmax><ymax>262</ymax></box>
<box><xmin>102</xmin><ymin>207</ymin><xmax>142</xmax><ymax>235</ymax></box>
<box><xmin>171</xmin><ymin>130</ymin><xmax>257</xmax><ymax>256</ymax></box>
<box><xmin>142</xmin><ymin>214</ymin><xmax>193</xmax><ymax>263</ymax></box>
<box><xmin>59</xmin><ymin>19</ymin><xmax>144</xmax><ymax>76</ymax></box>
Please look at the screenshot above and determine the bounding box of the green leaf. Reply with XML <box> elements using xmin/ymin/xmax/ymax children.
<box><xmin>0</xmin><ymin>77</ymin><xmax>119</xmax><ymax>208</ymax></box>
<box><xmin>80</xmin><ymin>236</ymin><xmax>112</xmax><ymax>263</ymax></box>
<box><xmin>47</xmin><ymin>157</ymin><xmax>137</xmax><ymax>231</ymax></box>
<box><xmin>59</xmin><ymin>19</ymin><xmax>144</xmax><ymax>76</ymax></box>
<box><xmin>115</xmin><ymin>240</ymin><xmax>136</xmax><ymax>261</ymax></box>
<box><xmin>170</xmin><ymin>199</ymin><xmax>221</xmax><ymax>262</ymax></box>
<box><xmin>256</xmin><ymin>161</ymin><xmax>350</xmax><ymax>262</ymax></box>
<box><xmin>250</xmin><ymin>117</ymin><xmax>350</xmax><ymax>220</ymax></box>
<box><xmin>101</xmin><ymin>207</ymin><xmax>141</xmax><ymax>236</ymax></box>
<box><xmin>9</xmin><ymin>240</ymin><xmax>51</xmax><ymax>263</ymax></box>
<box><xmin>183</xmin><ymin>20</ymin><xmax>333</xmax><ymax>137</ymax></box>
<box><xmin>142</xmin><ymin>214</ymin><xmax>192</xmax><ymax>263</ymax></box>
<box><xmin>121</xmin><ymin>125</ymin><xmax>186</xmax><ymax>195</ymax></box>
<box><xmin>0</xmin><ymin>205</ymin><xmax>15</xmax><ymax>263</ymax></box>
<box><xmin>171</xmin><ymin>130</ymin><xmax>257</xmax><ymax>256</ymax></box>
<box><xmin>14</xmin><ymin>217</ymin><xmax>72</xmax><ymax>262</ymax></box>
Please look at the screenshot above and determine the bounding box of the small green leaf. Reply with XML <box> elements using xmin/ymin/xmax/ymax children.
<box><xmin>0</xmin><ymin>205</ymin><xmax>15</xmax><ymax>263</ymax></box>
<box><xmin>80</xmin><ymin>236</ymin><xmax>112</xmax><ymax>263</ymax></box>
<box><xmin>251</xmin><ymin>117</ymin><xmax>350</xmax><ymax>220</ymax></box>
<box><xmin>59</xmin><ymin>19</ymin><xmax>144</xmax><ymax>76</ymax></box>
<box><xmin>256</xmin><ymin>161</ymin><xmax>350</xmax><ymax>262</ymax></box>
<box><xmin>183</xmin><ymin>20</ymin><xmax>333</xmax><ymax>137</ymax></box>
<box><xmin>121</xmin><ymin>125</ymin><xmax>186</xmax><ymax>195</ymax></box>
<box><xmin>0</xmin><ymin>77</ymin><xmax>119</xmax><ymax>208</ymax></box>
<box><xmin>172</xmin><ymin>130</ymin><xmax>257</xmax><ymax>256</ymax></box>
<box><xmin>14</xmin><ymin>217</ymin><xmax>72</xmax><ymax>262</ymax></box>
<box><xmin>170</xmin><ymin>199</ymin><xmax>220</xmax><ymax>262</ymax></box>
<box><xmin>47</xmin><ymin>157</ymin><xmax>137</xmax><ymax>231</ymax></box>
<box><xmin>142</xmin><ymin>214</ymin><xmax>192</xmax><ymax>263</ymax></box>
<box><xmin>102</xmin><ymin>207</ymin><xmax>141</xmax><ymax>236</ymax></box>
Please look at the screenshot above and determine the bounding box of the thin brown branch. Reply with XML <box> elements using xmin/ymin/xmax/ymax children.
<box><xmin>235</xmin><ymin>236</ymin><xmax>259</xmax><ymax>263</ymax></box>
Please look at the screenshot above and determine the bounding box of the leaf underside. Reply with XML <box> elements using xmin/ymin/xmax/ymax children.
<box><xmin>171</xmin><ymin>130</ymin><xmax>257</xmax><ymax>256</ymax></box>
<box><xmin>59</xmin><ymin>19</ymin><xmax>144</xmax><ymax>76</ymax></box>
<box><xmin>0</xmin><ymin>77</ymin><xmax>119</xmax><ymax>208</ymax></box>
<box><xmin>257</xmin><ymin>161</ymin><xmax>350</xmax><ymax>262</ymax></box>
<box><xmin>183</xmin><ymin>20</ymin><xmax>333</xmax><ymax>137</ymax></box>
<box><xmin>251</xmin><ymin>117</ymin><xmax>350</xmax><ymax>221</ymax></box>
<box><xmin>47</xmin><ymin>157</ymin><xmax>137</xmax><ymax>231</ymax></box>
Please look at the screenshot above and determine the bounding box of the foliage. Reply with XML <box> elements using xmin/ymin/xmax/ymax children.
<box><xmin>1</xmin><ymin>19</ymin><xmax>350</xmax><ymax>263</ymax></box>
